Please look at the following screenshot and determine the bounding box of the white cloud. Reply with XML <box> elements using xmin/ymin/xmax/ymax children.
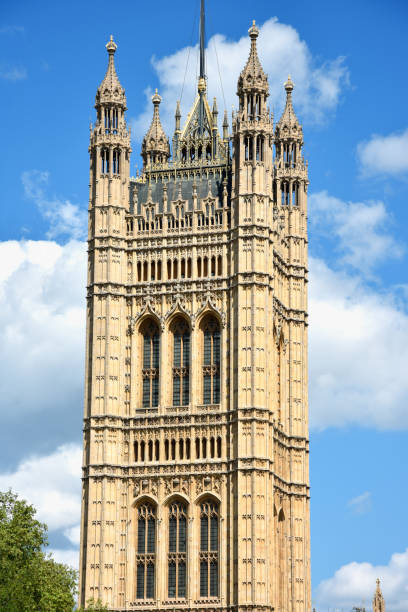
<box><xmin>0</xmin><ymin>239</ymin><xmax>86</xmax><ymax>421</ymax></box>
<box><xmin>347</xmin><ymin>491</ymin><xmax>372</xmax><ymax>515</ymax></box>
<box><xmin>309</xmin><ymin>190</ymin><xmax>403</xmax><ymax>272</ymax></box>
<box><xmin>131</xmin><ymin>17</ymin><xmax>349</xmax><ymax>144</ymax></box>
<box><xmin>64</xmin><ymin>524</ymin><xmax>81</xmax><ymax>546</ymax></box>
<box><xmin>357</xmin><ymin>128</ymin><xmax>408</xmax><ymax>177</ymax></box>
<box><xmin>0</xmin><ymin>66</ymin><xmax>27</xmax><ymax>81</ymax></box>
<box><xmin>49</xmin><ymin>548</ymin><xmax>79</xmax><ymax>570</ymax></box>
<box><xmin>309</xmin><ymin>257</ymin><xmax>408</xmax><ymax>430</ymax></box>
<box><xmin>22</xmin><ymin>170</ymin><xmax>87</xmax><ymax>241</ymax></box>
<box><xmin>316</xmin><ymin>549</ymin><xmax>408</xmax><ymax>612</ymax></box>
<box><xmin>0</xmin><ymin>443</ymin><xmax>82</xmax><ymax>531</ymax></box>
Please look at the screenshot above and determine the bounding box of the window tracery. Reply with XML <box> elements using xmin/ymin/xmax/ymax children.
<box><xmin>136</xmin><ymin>503</ymin><xmax>156</xmax><ymax>600</ymax></box>
<box><xmin>199</xmin><ymin>500</ymin><xmax>219</xmax><ymax>598</ymax></box>
<box><xmin>168</xmin><ymin>501</ymin><xmax>187</xmax><ymax>599</ymax></box>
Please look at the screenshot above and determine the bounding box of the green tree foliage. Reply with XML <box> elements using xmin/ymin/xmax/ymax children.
<box><xmin>0</xmin><ymin>490</ymin><xmax>77</xmax><ymax>612</ymax></box>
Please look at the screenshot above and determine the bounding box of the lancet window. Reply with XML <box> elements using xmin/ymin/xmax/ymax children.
<box><xmin>172</xmin><ymin>318</ymin><xmax>190</xmax><ymax>406</ymax></box>
<box><xmin>201</xmin><ymin>316</ymin><xmax>220</xmax><ymax>405</ymax></box>
<box><xmin>141</xmin><ymin>320</ymin><xmax>160</xmax><ymax>408</ymax></box>
<box><xmin>100</xmin><ymin>148</ymin><xmax>109</xmax><ymax>174</ymax></box>
<box><xmin>168</xmin><ymin>501</ymin><xmax>187</xmax><ymax>599</ymax></box>
<box><xmin>136</xmin><ymin>503</ymin><xmax>156</xmax><ymax>600</ymax></box>
<box><xmin>199</xmin><ymin>500</ymin><xmax>219</xmax><ymax>598</ymax></box>
<box><xmin>112</xmin><ymin>149</ymin><xmax>120</xmax><ymax>174</ymax></box>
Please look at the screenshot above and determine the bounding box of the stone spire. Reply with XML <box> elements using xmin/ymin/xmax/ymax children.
<box><xmin>373</xmin><ymin>578</ymin><xmax>386</xmax><ymax>612</ymax></box>
<box><xmin>95</xmin><ymin>36</ymin><xmax>126</xmax><ymax>108</ymax></box>
<box><xmin>237</xmin><ymin>20</ymin><xmax>268</xmax><ymax>96</ymax></box>
<box><xmin>141</xmin><ymin>89</ymin><xmax>170</xmax><ymax>167</ymax></box>
<box><xmin>275</xmin><ymin>75</ymin><xmax>302</xmax><ymax>140</ymax></box>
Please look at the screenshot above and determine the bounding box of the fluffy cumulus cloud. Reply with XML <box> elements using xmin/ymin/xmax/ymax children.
<box><xmin>309</xmin><ymin>190</ymin><xmax>403</xmax><ymax>272</ymax></box>
<box><xmin>309</xmin><ymin>256</ymin><xmax>408</xmax><ymax>430</ymax></box>
<box><xmin>316</xmin><ymin>549</ymin><xmax>408</xmax><ymax>611</ymax></box>
<box><xmin>22</xmin><ymin>170</ymin><xmax>87</xmax><ymax>241</ymax></box>
<box><xmin>0</xmin><ymin>443</ymin><xmax>82</xmax><ymax>531</ymax></box>
<box><xmin>357</xmin><ymin>128</ymin><xmax>408</xmax><ymax>177</ymax></box>
<box><xmin>131</xmin><ymin>17</ymin><xmax>349</xmax><ymax>144</ymax></box>
<box><xmin>0</xmin><ymin>238</ymin><xmax>86</xmax><ymax>426</ymax></box>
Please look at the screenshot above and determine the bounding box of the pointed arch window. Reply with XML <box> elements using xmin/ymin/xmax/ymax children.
<box><xmin>141</xmin><ymin>320</ymin><xmax>160</xmax><ymax>408</ymax></box>
<box><xmin>172</xmin><ymin>318</ymin><xmax>190</xmax><ymax>406</ymax></box>
<box><xmin>199</xmin><ymin>500</ymin><xmax>219</xmax><ymax>598</ymax></box>
<box><xmin>168</xmin><ymin>501</ymin><xmax>187</xmax><ymax>599</ymax></box>
<box><xmin>136</xmin><ymin>503</ymin><xmax>156</xmax><ymax>600</ymax></box>
<box><xmin>201</xmin><ymin>317</ymin><xmax>220</xmax><ymax>405</ymax></box>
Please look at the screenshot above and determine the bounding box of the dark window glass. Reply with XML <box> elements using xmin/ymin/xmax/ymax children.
<box><xmin>137</xmin><ymin>564</ymin><xmax>144</xmax><ymax>599</ymax></box>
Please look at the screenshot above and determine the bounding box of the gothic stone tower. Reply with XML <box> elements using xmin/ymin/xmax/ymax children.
<box><xmin>79</xmin><ymin>12</ymin><xmax>310</xmax><ymax>612</ymax></box>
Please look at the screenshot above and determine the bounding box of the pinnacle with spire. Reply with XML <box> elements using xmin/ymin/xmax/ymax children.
<box><xmin>95</xmin><ymin>35</ymin><xmax>126</xmax><ymax>108</ymax></box>
<box><xmin>373</xmin><ymin>578</ymin><xmax>386</xmax><ymax>612</ymax></box>
<box><xmin>142</xmin><ymin>89</ymin><xmax>170</xmax><ymax>167</ymax></box>
<box><xmin>237</xmin><ymin>20</ymin><xmax>268</xmax><ymax>95</ymax></box>
<box><xmin>275</xmin><ymin>75</ymin><xmax>302</xmax><ymax>139</ymax></box>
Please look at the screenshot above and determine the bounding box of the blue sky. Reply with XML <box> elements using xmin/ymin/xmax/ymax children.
<box><xmin>1</xmin><ymin>0</ymin><xmax>408</xmax><ymax>609</ymax></box>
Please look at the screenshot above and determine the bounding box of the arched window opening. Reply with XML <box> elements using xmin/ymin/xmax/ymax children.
<box><xmin>202</xmin><ymin>438</ymin><xmax>207</xmax><ymax>459</ymax></box>
<box><xmin>281</xmin><ymin>182</ymin><xmax>289</xmax><ymax>206</ymax></box>
<box><xmin>157</xmin><ymin>261</ymin><xmax>162</xmax><ymax>280</ymax></box>
<box><xmin>187</xmin><ymin>258</ymin><xmax>192</xmax><ymax>278</ymax></box>
<box><xmin>141</xmin><ymin>320</ymin><xmax>160</xmax><ymax>409</ymax></box>
<box><xmin>101</xmin><ymin>148</ymin><xmax>109</xmax><ymax>174</ymax></box>
<box><xmin>202</xmin><ymin>317</ymin><xmax>221</xmax><ymax>405</ymax></box>
<box><xmin>148</xmin><ymin>440</ymin><xmax>153</xmax><ymax>462</ymax></box>
<box><xmin>199</xmin><ymin>500</ymin><xmax>219</xmax><ymax>598</ymax></box>
<box><xmin>171</xmin><ymin>439</ymin><xmax>176</xmax><ymax>461</ymax></box>
<box><xmin>180</xmin><ymin>259</ymin><xmax>186</xmax><ymax>279</ymax></box>
<box><xmin>140</xmin><ymin>440</ymin><xmax>145</xmax><ymax>462</ymax></box>
<box><xmin>197</xmin><ymin>257</ymin><xmax>202</xmax><ymax>277</ymax></box>
<box><xmin>173</xmin><ymin>259</ymin><xmax>178</xmax><ymax>279</ymax></box>
<box><xmin>203</xmin><ymin>257</ymin><xmax>208</xmax><ymax>277</ymax></box>
<box><xmin>179</xmin><ymin>439</ymin><xmax>184</xmax><ymax>460</ymax></box>
<box><xmin>172</xmin><ymin>318</ymin><xmax>190</xmax><ymax>407</ymax></box>
<box><xmin>186</xmin><ymin>438</ymin><xmax>191</xmax><ymax>459</ymax></box>
<box><xmin>134</xmin><ymin>440</ymin><xmax>139</xmax><ymax>462</ymax></box>
<box><xmin>195</xmin><ymin>437</ymin><xmax>200</xmax><ymax>459</ymax></box>
<box><xmin>206</xmin><ymin>144</ymin><xmax>212</xmax><ymax>160</ymax></box>
<box><xmin>155</xmin><ymin>440</ymin><xmax>160</xmax><ymax>461</ymax></box>
<box><xmin>217</xmin><ymin>256</ymin><xmax>222</xmax><ymax>276</ymax></box>
<box><xmin>151</xmin><ymin>261</ymin><xmax>156</xmax><ymax>281</ymax></box>
<box><xmin>167</xmin><ymin>259</ymin><xmax>172</xmax><ymax>280</ymax></box>
<box><xmin>168</xmin><ymin>501</ymin><xmax>187</xmax><ymax>599</ymax></box>
<box><xmin>113</xmin><ymin>149</ymin><xmax>120</xmax><ymax>174</ymax></box>
<box><xmin>165</xmin><ymin>439</ymin><xmax>169</xmax><ymax>461</ymax></box>
<box><xmin>217</xmin><ymin>437</ymin><xmax>222</xmax><ymax>458</ymax></box>
<box><xmin>143</xmin><ymin>262</ymin><xmax>148</xmax><ymax>282</ymax></box>
<box><xmin>104</xmin><ymin>108</ymin><xmax>111</xmax><ymax>134</ymax></box>
<box><xmin>210</xmin><ymin>437</ymin><xmax>215</xmax><ymax>458</ymax></box>
<box><xmin>211</xmin><ymin>256</ymin><xmax>216</xmax><ymax>277</ymax></box>
<box><xmin>136</xmin><ymin>503</ymin><xmax>156</xmax><ymax>599</ymax></box>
